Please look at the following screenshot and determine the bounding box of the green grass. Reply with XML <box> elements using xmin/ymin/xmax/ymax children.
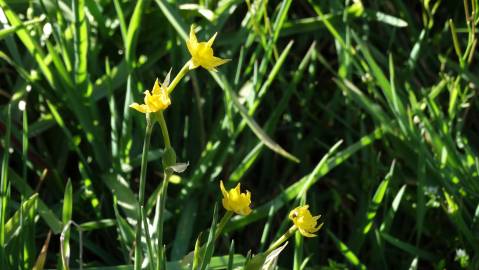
<box><xmin>1</xmin><ymin>0</ymin><xmax>479</xmax><ymax>269</ymax></box>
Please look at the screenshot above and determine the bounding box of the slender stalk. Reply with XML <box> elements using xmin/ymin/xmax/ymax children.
<box><xmin>0</xmin><ymin>105</ymin><xmax>11</xmax><ymax>266</ymax></box>
<box><xmin>134</xmin><ymin>113</ymin><xmax>154</xmax><ymax>270</ymax></box>
<box><xmin>156</xmin><ymin>112</ymin><xmax>171</xmax><ymax>149</ymax></box>
<box><xmin>264</xmin><ymin>225</ymin><xmax>297</xmax><ymax>255</ymax></box>
<box><xmin>167</xmin><ymin>61</ymin><xmax>190</xmax><ymax>94</ymax></box>
<box><xmin>139</xmin><ymin>114</ymin><xmax>154</xmax><ymax>206</ymax></box>
<box><xmin>156</xmin><ymin>111</ymin><xmax>173</xmax><ymax>270</ymax></box>
<box><xmin>20</xmin><ymin>104</ymin><xmax>28</xmax><ymax>270</ymax></box>
<box><xmin>214</xmin><ymin>211</ymin><xmax>234</xmax><ymax>241</ymax></box>
<box><xmin>156</xmin><ymin>172</ymin><xmax>170</xmax><ymax>270</ymax></box>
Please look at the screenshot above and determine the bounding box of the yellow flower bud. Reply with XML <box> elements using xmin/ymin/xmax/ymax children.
<box><xmin>186</xmin><ymin>25</ymin><xmax>230</xmax><ymax>71</ymax></box>
<box><xmin>288</xmin><ymin>205</ymin><xmax>322</xmax><ymax>238</ymax></box>
<box><xmin>220</xmin><ymin>180</ymin><xmax>252</xmax><ymax>216</ymax></box>
<box><xmin>130</xmin><ymin>78</ymin><xmax>171</xmax><ymax>113</ymax></box>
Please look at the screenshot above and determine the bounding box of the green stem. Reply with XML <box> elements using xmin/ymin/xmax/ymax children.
<box><xmin>0</xmin><ymin>105</ymin><xmax>11</xmax><ymax>266</ymax></box>
<box><xmin>214</xmin><ymin>211</ymin><xmax>234</xmax><ymax>241</ymax></box>
<box><xmin>155</xmin><ymin>111</ymin><xmax>174</xmax><ymax>270</ymax></box>
<box><xmin>156</xmin><ymin>112</ymin><xmax>171</xmax><ymax>148</ymax></box>
<box><xmin>134</xmin><ymin>113</ymin><xmax>154</xmax><ymax>270</ymax></box>
<box><xmin>21</xmin><ymin>104</ymin><xmax>28</xmax><ymax>270</ymax></box>
<box><xmin>156</xmin><ymin>172</ymin><xmax>170</xmax><ymax>270</ymax></box>
<box><xmin>167</xmin><ymin>60</ymin><xmax>190</xmax><ymax>94</ymax></box>
<box><xmin>138</xmin><ymin>114</ymin><xmax>154</xmax><ymax>206</ymax></box>
<box><xmin>264</xmin><ymin>225</ymin><xmax>297</xmax><ymax>255</ymax></box>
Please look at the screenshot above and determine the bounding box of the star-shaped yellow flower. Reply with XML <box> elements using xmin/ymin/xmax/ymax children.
<box><xmin>130</xmin><ymin>78</ymin><xmax>171</xmax><ymax>113</ymax></box>
<box><xmin>220</xmin><ymin>180</ymin><xmax>252</xmax><ymax>216</ymax></box>
<box><xmin>186</xmin><ymin>25</ymin><xmax>230</xmax><ymax>71</ymax></box>
<box><xmin>288</xmin><ymin>205</ymin><xmax>322</xmax><ymax>237</ymax></box>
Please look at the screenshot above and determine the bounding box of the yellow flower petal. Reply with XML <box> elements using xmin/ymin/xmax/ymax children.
<box><xmin>152</xmin><ymin>78</ymin><xmax>161</xmax><ymax>95</ymax></box>
<box><xmin>298</xmin><ymin>228</ymin><xmax>317</xmax><ymax>238</ymax></box>
<box><xmin>206</xmin><ymin>32</ymin><xmax>218</xmax><ymax>47</ymax></box>
<box><xmin>129</xmin><ymin>103</ymin><xmax>148</xmax><ymax>113</ymax></box>
<box><xmin>220</xmin><ymin>180</ymin><xmax>228</xmax><ymax>197</ymax></box>
<box><xmin>187</xmin><ymin>25</ymin><xmax>199</xmax><ymax>57</ymax></box>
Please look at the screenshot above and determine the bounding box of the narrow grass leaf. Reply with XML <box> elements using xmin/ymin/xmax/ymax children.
<box><xmin>328</xmin><ymin>231</ymin><xmax>367</xmax><ymax>270</ymax></box>
<box><xmin>0</xmin><ymin>104</ymin><xmax>11</xmax><ymax>265</ymax></box>
<box><xmin>32</xmin><ymin>231</ymin><xmax>51</xmax><ymax>270</ymax></box>
<box><xmin>4</xmin><ymin>193</ymin><xmax>37</xmax><ymax>243</ymax></box>
<box><xmin>61</xmin><ymin>179</ymin><xmax>73</xmax><ymax>270</ymax></box>
<box><xmin>8</xmin><ymin>169</ymin><xmax>62</xmax><ymax>233</ymax></box>
<box><xmin>380</xmin><ymin>185</ymin><xmax>406</xmax><ymax>233</ymax></box>
<box><xmin>0</xmin><ymin>17</ymin><xmax>44</xmax><ymax>40</ymax></box>
<box><xmin>72</xmin><ymin>0</ymin><xmax>90</xmax><ymax>95</ymax></box>
<box><xmin>200</xmin><ymin>204</ymin><xmax>219</xmax><ymax>270</ymax></box>
<box><xmin>381</xmin><ymin>232</ymin><xmax>437</xmax><ymax>261</ymax></box>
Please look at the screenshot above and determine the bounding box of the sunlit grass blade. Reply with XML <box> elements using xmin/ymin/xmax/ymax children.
<box><xmin>380</xmin><ymin>185</ymin><xmax>407</xmax><ymax>233</ymax></box>
<box><xmin>4</xmin><ymin>193</ymin><xmax>37</xmax><ymax>244</ymax></box>
<box><xmin>350</xmin><ymin>161</ymin><xmax>395</xmax><ymax>252</ymax></box>
<box><xmin>0</xmin><ymin>104</ymin><xmax>11</xmax><ymax>266</ymax></box>
<box><xmin>125</xmin><ymin>0</ymin><xmax>149</xmax><ymax>66</ymax></box>
<box><xmin>0</xmin><ymin>1</ymin><xmax>54</xmax><ymax>86</ymax></box>
<box><xmin>155</xmin><ymin>0</ymin><xmax>189</xmax><ymax>40</ymax></box>
<box><xmin>72</xmin><ymin>0</ymin><xmax>90</xmax><ymax>95</ymax></box>
<box><xmin>141</xmin><ymin>207</ymin><xmax>155</xmax><ymax>270</ymax></box>
<box><xmin>61</xmin><ymin>179</ymin><xmax>73</xmax><ymax>270</ymax></box>
<box><xmin>7</xmin><ymin>168</ymin><xmax>62</xmax><ymax>233</ymax></box>
<box><xmin>0</xmin><ymin>17</ymin><xmax>44</xmax><ymax>40</ymax></box>
<box><xmin>328</xmin><ymin>231</ymin><xmax>367</xmax><ymax>270</ymax></box>
<box><xmin>199</xmin><ymin>204</ymin><xmax>219</xmax><ymax>270</ymax></box>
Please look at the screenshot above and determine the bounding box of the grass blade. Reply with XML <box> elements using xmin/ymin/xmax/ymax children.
<box><xmin>0</xmin><ymin>104</ymin><xmax>11</xmax><ymax>265</ymax></box>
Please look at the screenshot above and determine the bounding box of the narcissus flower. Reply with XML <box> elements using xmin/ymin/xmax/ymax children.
<box><xmin>289</xmin><ymin>205</ymin><xmax>322</xmax><ymax>237</ymax></box>
<box><xmin>220</xmin><ymin>180</ymin><xmax>252</xmax><ymax>216</ymax></box>
<box><xmin>187</xmin><ymin>25</ymin><xmax>230</xmax><ymax>71</ymax></box>
<box><xmin>130</xmin><ymin>78</ymin><xmax>171</xmax><ymax>113</ymax></box>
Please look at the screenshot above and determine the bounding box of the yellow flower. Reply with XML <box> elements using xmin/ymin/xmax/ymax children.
<box><xmin>130</xmin><ymin>78</ymin><xmax>171</xmax><ymax>113</ymax></box>
<box><xmin>288</xmin><ymin>205</ymin><xmax>322</xmax><ymax>237</ymax></box>
<box><xmin>186</xmin><ymin>25</ymin><xmax>230</xmax><ymax>71</ymax></box>
<box><xmin>220</xmin><ymin>180</ymin><xmax>252</xmax><ymax>216</ymax></box>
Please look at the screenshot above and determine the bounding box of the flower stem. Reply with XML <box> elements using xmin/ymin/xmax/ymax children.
<box><xmin>167</xmin><ymin>60</ymin><xmax>190</xmax><ymax>94</ymax></box>
<box><xmin>138</xmin><ymin>114</ymin><xmax>154</xmax><ymax>206</ymax></box>
<box><xmin>264</xmin><ymin>225</ymin><xmax>297</xmax><ymax>255</ymax></box>
<box><xmin>134</xmin><ymin>113</ymin><xmax>154</xmax><ymax>270</ymax></box>
<box><xmin>156</xmin><ymin>111</ymin><xmax>171</xmax><ymax>149</ymax></box>
<box><xmin>156</xmin><ymin>171</ymin><xmax>170</xmax><ymax>270</ymax></box>
<box><xmin>155</xmin><ymin>111</ymin><xmax>174</xmax><ymax>270</ymax></box>
<box><xmin>214</xmin><ymin>211</ymin><xmax>234</xmax><ymax>241</ymax></box>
